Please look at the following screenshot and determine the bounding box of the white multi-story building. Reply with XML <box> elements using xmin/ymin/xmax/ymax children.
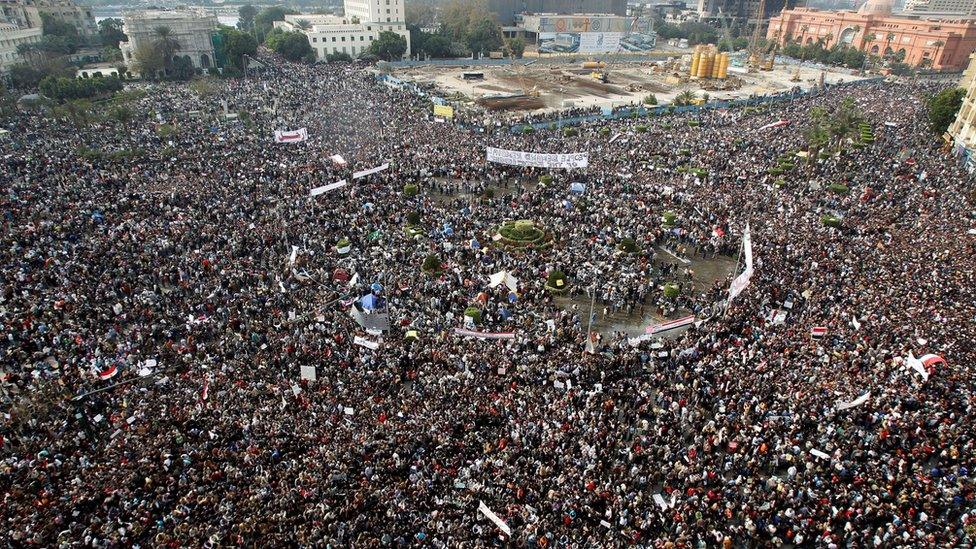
<box><xmin>276</xmin><ymin>14</ymin><xmax>410</xmax><ymax>60</ymax></box>
<box><xmin>0</xmin><ymin>19</ymin><xmax>42</xmax><ymax>75</ymax></box>
<box><xmin>119</xmin><ymin>9</ymin><xmax>217</xmax><ymax>72</ymax></box>
<box><xmin>345</xmin><ymin>0</ymin><xmax>405</xmax><ymax>26</ymax></box>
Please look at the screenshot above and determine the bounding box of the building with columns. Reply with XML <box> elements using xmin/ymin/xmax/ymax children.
<box><xmin>119</xmin><ymin>9</ymin><xmax>217</xmax><ymax>73</ymax></box>
<box><xmin>767</xmin><ymin>0</ymin><xmax>976</xmax><ymax>70</ymax></box>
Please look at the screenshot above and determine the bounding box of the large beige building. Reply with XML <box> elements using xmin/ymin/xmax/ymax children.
<box><xmin>948</xmin><ymin>53</ymin><xmax>976</xmax><ymax>171</ymax></box>
<box><xmin>119</xmin><ymin>9</ymin><xmax>217</xmax><ymax>72</ymax></box>
<box><xmin>32</xmin><ymin>0</ymin><xmax>97</xmax><ymax>37</ymax></box>
<box><xmin>0</xmin><ymin>18</ymin><xmax>41</xmax><ymax>74</ymax></box>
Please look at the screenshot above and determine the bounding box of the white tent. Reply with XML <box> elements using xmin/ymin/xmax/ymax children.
<box><xmin>488</xmin><ymin>271</ymin><xmax>518</xmax><ymax>292</ymax></box>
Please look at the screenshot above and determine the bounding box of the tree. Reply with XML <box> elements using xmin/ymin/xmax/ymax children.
<box><xmin>266</xmin><ymin>30</ymin><xmax>314</xmax><ymax>62</ymax></box>
<box><xmin>41</xmin><ymin>13</ymin><xmax>79</xmax><ymax>39</ymax></box>
<box><xmin>927</xmin><ymin>87</ymin><xmax>964</xmax><ymax>135</ymax></box>
<box><xmin>294</xmin><ymin>19</ymin><xmax>312</xmax><ymax>31</ymax></box>
<box><xmin>255</xmin><ymin>7</ymin><xmax>297</xmax><ymax>38</ymax></box>
<box><xmin>466</xmin><ymin>17</ymin><xmax>502</xmax><ymax>55</ymax></box>
<box><xmin>885</xmin><ymin>32</ymin><xmax>895</xmax><ymax>59</ymax></box>
<box><xmin>326</xmin><ymin>51</ymin><xmax>353</xmax><ymax>62</ymax></box>
<box><xmin>368</xmin><ymin>31</ymin><xmax>408</xmax><ymax>61</ymax></box>
<box><xmin>406</xmin><ymin>3</ymin><xmax>437</xmax><ymax>27</ymax></box>
<box><xmin>171</xmin><ymin>55</ymin><xmax>195</xmax><ymax>81</ymax></box>
<box><xmin>152</xmin><ymin>26</ymin><xmax>181</xmax><ymax>75</ymax></box>
<box><xmin>673</xmin><ymin>90</ymin><xmax>698</xmax><ymax>106</ymax></box>
<box><xmin>218</xmin><ymin>27</ymin><xmax>258</xmax><ymax>70</ymax></box>
<box><xmin>98</xmin><ymin>18</ymin><xmax>126</xmax><ymax>49</ymax></box>
<box><xmin>931</xmin><ymin>40</ymin><xmax>945</xmax><ymax>67</ymax></box>
<box><xmin>506</xmin><ymin>37</ymin><xmax>525</xmax><ymax>58</ymax></box>
<box><xmin>238</xmin><ymin>5</ymin><xmax>258</xmax><ymax>33</ymax></box>
<box><xmin>133</xmin><ymin>43</ymin><xmax>165</xmax><ymax>78</ymax></box>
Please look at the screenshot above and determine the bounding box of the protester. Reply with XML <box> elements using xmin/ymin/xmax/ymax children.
<box><xmin>0</xmin><ymin>56</ymin><xmax>973</xmax><ymax>547</ymax></box>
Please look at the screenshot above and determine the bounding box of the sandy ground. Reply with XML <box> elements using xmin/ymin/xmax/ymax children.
<box><xmin>395</xmin><ymin>53</ymin><xmax>871</xmax><ymax>116</ymax></box>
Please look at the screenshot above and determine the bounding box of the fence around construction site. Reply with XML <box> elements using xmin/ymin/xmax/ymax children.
<box><xmin>374</xmin><ymin>73</ymin><xmax>886</xmax><ymax>134</ymax></box>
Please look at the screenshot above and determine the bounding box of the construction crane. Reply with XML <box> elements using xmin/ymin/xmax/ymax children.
<box><xmin>510</xmin><ymin>57</ymin><xmax>541</xmax><ymax>97</ymax></box>
<box><xmin>747</xmin><ymin>0</ymin><xmax>768</xmax><ymax>72</ymax></box>
<box><xmin>591</xmin><ymin>3</ymin><xmax>648</xmax><ymax>84</ymax></box>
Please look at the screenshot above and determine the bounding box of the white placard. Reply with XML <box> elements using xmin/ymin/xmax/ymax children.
<box><xmin>354</xmin><ymin>336</ymin><xmax>380</xmax><ymax>350</ymax></box>
<box><xmin>300</xmin><ymin>365</ymin><xmax>317</xmax><ymax>381</ymax></box>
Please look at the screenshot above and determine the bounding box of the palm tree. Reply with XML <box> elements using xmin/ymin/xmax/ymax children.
<box><xmin>885</xmin><ymin>32</ymin><xmax>895</xmax><ymax>60</ymax></box>
<box><xmin>674</xmin><ymin>90</ymin><xmax>698</xmax><ymax>106</ymax></box>
<box><xmin>863</xmin><ymin>33</ymin><xmax>877</xmax><ymax>72</ymax></box>
<box><xmin>823</xmin><ymin>33</ymin><xmax>834</xmax><ymax>49</ymax></box>
<box><xmin>153</xmin><ymin>26</ymin><xmax>181</xmax><ymax>74</ymax></box>
<box><xmin>800</xmin><ymin>24</ymin><xmax>810</xmax><ymax>44</ymax></box>
<box><xmin>932</xmin><ymin>39</ymin><xmax>945</xmax><ymax>68</ymax></box>
<box><xmin>295</xmin><ymin>19</ymin><xmax>311</xmax><ymax>30</ymax></box>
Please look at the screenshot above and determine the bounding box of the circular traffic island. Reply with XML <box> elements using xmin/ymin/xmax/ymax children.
<box><xmin>495</xmin><ymin>219</ymin><xmax>554</xmax><ymax>250</ymax></box>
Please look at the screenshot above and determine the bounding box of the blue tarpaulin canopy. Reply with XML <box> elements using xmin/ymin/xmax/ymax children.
<box><xmin>570</xmin><ymin>182</ymin><xmax>586</xmax><ymax>194</ymax></box>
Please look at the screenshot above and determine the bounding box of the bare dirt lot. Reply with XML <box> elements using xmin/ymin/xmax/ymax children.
<box><xmin>394</xmin><ymin>54</ymin><xmax>871</xmax><ymax>116</ymax></box>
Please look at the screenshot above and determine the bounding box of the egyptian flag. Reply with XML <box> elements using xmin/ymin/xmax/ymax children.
<box><xmin>919</xmin><ymin>354</ymin><xmax>945</xmax><ymax>373</ymax></box>
<box><xmin>98</xmin><ymin>365</ymin><xmax>118</xmax><ymax>380</ymax></box>
<box><xmin>810</xmin><ymin>326</ymin><xmax>827</xmax><ymax>338</ymax></box>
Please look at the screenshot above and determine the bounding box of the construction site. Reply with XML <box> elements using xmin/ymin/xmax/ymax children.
<box><xmin>394</xmin><ymin>0</ymin><xmax>870</xmax><ymax>115</ymax></box>
<box><xmin>394</xmin><ymin>53</ymin><xmax>870</xmax><ymax>115</ymax></box>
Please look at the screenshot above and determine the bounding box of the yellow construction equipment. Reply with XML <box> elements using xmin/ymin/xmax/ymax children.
<box><xmin>747</xmin><ymin>0</ymin><xmax>768</xmax><ymax>72</ymax></box>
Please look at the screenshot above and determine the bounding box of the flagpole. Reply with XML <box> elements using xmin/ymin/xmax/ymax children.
<box><xmin>585</xmin><ymin>283</ymin><xmax>596</xmax><ymax>353</ymax></box>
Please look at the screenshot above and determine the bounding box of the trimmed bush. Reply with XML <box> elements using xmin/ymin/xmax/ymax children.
<box><xmin>545</xmin><ymin>270</ymin><xmax>568</xmax><ymax>294</ymax></box>
<box><xmin>774</xmin><ymin>178</ymin><xmax>787</xmax><ymax>188</ymax></box>
<box><xmin>663</xmin><ymin>282</ymin><xmax>680</xmax><ymax>299</ymax></box>
<box><xmin>403</xmin><ymin>226</ymin><xmax>423</xmax><ymax>238</ymax></box>
<box><xmin>644</xmin><ymin>94</ymin><xmax>658</xmax><ymax>105</ymax></box>
<box><xmin>463</xmin><ymin>306</ymin><xmax>482</xmax><ymax>324</ymax></box>
<box><xmin>336</xmin><ymin>237</ymin><xmax>351</xmax><ymax>256</ymax></box>
<box><xmin>618</xmin><ymin>237</ymin><xmax>640</xmax><ymax>254</ymax></box>
<box><xmin>688</xmin><ymin>120</ymin><xmax>701</xmax><ymax>127</ymax></box>
<box><xmin>422</xmin><ymin>254</ymin><xmax>441</xmax><ymax>273</ymax></box>
<box><xmin>636</xmin><ymin>125</ymin><xmax>647</xmax><ymax>133</ymax></box>
<box><xmin>663</xmin><ymin>211</ymin><xmax>677</xmax><ymax>227</ymax></box>
<box><xmin>679</xmin><ymin>148</ymin><xmax>691</xmax><ymax>156</ymax></box>
<box><xmin>483</xmin><ymin>188</ymin><xmax>495</xmax><ymax>199</ymax></box>
<box><xmin>403</xmin><ymin>184</ymin><xmax>419</xmax><ymax>197</ymax></box>
<box><xmin>522</xmin><ymin>125</ymin><xmax>535</xmax><ymax>134</ymax></box>
<box><xmin>692</xmin><ymin>168</ymin><xmax>708</xmax><ymax>178</ymax></box>
<box><xmin>563</xmin><ymin>127</ymin><xmax>578</xmax><ymax>137</ymax></box>
<box><xmin>821</xmin><ymin>214</ymin><xmax>842</xmax><ymax>228</ymax></box>
<box><xmin>828</xmin><ymin>183</ymin><xmax>850</xmax><ymax>195</ymax></box>
<box><xmin>406</xmin><ymin>211</ymin><xmax>421</xmax><ymax>226</ymax></box>
<box><xmin>600</xmin><ymin>127</ymin><xmax>611</xmax><ymax>136</ymax></box>
<box><xmin>539</xmin><ymin>175</ymin><xmax>553</xmax><ymax>185</ymax></box>
<box><xmin>496</xmin><ymin>219</ymin><xmax>553</xmax><ymax>250</ymax></box>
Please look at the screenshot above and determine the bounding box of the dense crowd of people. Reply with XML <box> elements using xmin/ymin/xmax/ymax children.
<box><xmin>1</xmin><ymin>56</ymin><xmax>974</xmax><ymax>547</ymax></box>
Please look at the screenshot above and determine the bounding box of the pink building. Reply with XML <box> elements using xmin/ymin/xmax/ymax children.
<box><xmin>767</xmin><ymin>0</ymin><xmax>976</xmax><ymax>70</ymax></box>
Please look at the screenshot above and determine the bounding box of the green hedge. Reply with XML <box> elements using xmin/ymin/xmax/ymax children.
<box><xmin>663</xmin><ymin>282</ymin><xmax>679</xmax><ymax>299</ymax></box>
<box><xmin>406</xmin><ymin>211</ymin><xmax>421</xmax><ymax>226</ymax></box>
<box><xmin>821</xmin><ymin>214</ymin><xmax>842</xmax><ymax>228</ymax></box>
<box><xmin>463</xmin><ymin>306</ymin><xmax>482</xmax><ymax>324</ymax></box>
<box><xmin>522</xmin><ymin>125</ymin><xmax>535</xmax><ymax>134</ymax></box>
<box><xmin>618</xmin><ymin>237</ymin><xmax>640</xmax><ymax>253</ymax></box>
<box><xmin>663</xmin><ymin>211</ymin><xmax>677</xmax><ymax>227</ymax></box>
<box><xmin>422</xmin><ymin>253</ymin><xmax>441</xmax><ymax>273</ymax></box>
<box><xmin>539</xmin><ymin>175</ymin><xmax>553</xmax><ymax>185</ymax></box>
<box><xmin>828</xmin><ymin>183</ymin><xmax>850</xmax><ymax>194</ymax></box>
<box><xmin>545</xmin><ymin>270</ymin><xmax>568</xmax><ymax>293</ymax></box>
<box><xmin>403</xmin><ymin>183</ymin><xmax>419</xmax><ymax>197</ymax></box>
<box><xmin>563</xmin><ymin>127</ymin><xmax>578</xmax><ymax>137</ymax></box>
<box><xmin>636</xmin><ymin>125</ymin><xmax>647</xmax><ymax>133</ymax></box>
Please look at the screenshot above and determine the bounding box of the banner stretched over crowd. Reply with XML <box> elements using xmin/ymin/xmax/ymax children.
<box><xmin>727</xmin><ymin>225</ymin><xmax>754</xmax><ymax>303</ymax></box>
<box><xmin>310</xmin><ymin>181</ymin><xmax>347</xmax><ymax>197</ymax></box>
<box><xmin>454</xmin><ymin>328</ymin><xmax>515</xmax><ymax>340</ymax></box>
<box><xmin>353</xmin><ymin>163</ymin><xmax>390</xmax><ymax>180</ymax></box>
<box><xmin>486</xmin><ymin>147</ymin><xmax>589</xmax><ymax>169</ymax></box>
<box><xmin>274</xmin><ymin>128</ymin><xmax>308</xmax><ymax>143</ymax></box>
